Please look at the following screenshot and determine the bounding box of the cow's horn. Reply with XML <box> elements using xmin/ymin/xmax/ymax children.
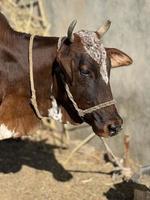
<box><xmin>96</xmin><ymin>20</ymin><xmax>111</xmax><ymax>38</ymax></box>
<box><xmin>67</xmin><ymin>19</ymin><xmax>77</xmax><ymax>42</ymax></box>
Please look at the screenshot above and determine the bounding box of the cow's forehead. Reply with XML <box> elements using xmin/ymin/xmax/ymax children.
<box><xmin>76</xmin><ymin>30</ymin><xmax>106</xmax><ymax>64</ymax></box>
<box><xmin>75</xmin><ymin>30</ymin><xmax>108</xmax><ymax>84</ymax></box>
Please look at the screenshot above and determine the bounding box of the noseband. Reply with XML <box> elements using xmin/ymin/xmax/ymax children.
<box><xmin>65</xmin><ymin>83</ymin><xmax>115</xmax><ymax>117</ymax></box>
<box><xmin>29</xmin><ymin>35</ymin><xmax>115</xmax><ymax>121</ymax></box>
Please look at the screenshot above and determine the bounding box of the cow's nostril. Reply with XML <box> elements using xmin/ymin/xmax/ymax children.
<box><xmin>107</xmin><ymin>124</ymin><xmax>122</xmax><ymax>136</ymax></box>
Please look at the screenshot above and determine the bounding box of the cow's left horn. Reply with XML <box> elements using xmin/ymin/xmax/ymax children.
<box><xmin>96</xmin><ymin>20</ymin><xmax>111</xmax><ymax>38</ymax></box>
<box><xmin>67</xmin><ymin>19</ymin><xmax>77</xmax><ymax>42</ymax></box>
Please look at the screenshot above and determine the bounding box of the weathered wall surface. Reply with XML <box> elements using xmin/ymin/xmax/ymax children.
<box><xmin>44</xmin><ymin>0</ymin><xmax>150</xmax><ymax>165</ymax></box>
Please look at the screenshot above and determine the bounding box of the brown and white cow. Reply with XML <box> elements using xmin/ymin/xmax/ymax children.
<box><xmin>0</xmin><ymin>13</ymin><xmax>132</xmax><ymax>140</ymax></box>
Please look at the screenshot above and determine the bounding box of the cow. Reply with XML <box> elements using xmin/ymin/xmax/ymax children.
<box><xmin>0</xmin><ymin>12</ymin><xmax>132</xmax><ymax>140</ymax></box>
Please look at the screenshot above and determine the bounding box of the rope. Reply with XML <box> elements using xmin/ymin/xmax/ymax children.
<box><xmin>29</xmin><ymin>35</ymin><xmax>50</xmax><ymax>123</ymax></box>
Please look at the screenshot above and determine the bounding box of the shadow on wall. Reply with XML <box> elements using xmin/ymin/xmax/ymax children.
<box><xmin>0</xmin><ymin>138</ymin><xmax>72</xmax><ymax>182</ymax></box>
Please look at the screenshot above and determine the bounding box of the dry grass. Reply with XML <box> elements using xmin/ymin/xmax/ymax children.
<box><xmin>0</xmin><ymin>0</ymin><xmax>50</xmax><ymax>35</ymax></box>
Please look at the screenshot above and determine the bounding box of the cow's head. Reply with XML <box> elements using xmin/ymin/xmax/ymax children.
<box><xmin>54</xmin><ymin>20</ymin><xmax>132</xmax><ymax>137</ymax></box>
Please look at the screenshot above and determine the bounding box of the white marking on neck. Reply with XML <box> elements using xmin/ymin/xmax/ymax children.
<box><xmin>0</xmin><ymin>124</ymin><xmax>15</xmax><ymax>140</ymax></box>
<box><xmin>48</xmin><ymin>96</ymin><xmax>62</xmax><ymax>122</ymax></box>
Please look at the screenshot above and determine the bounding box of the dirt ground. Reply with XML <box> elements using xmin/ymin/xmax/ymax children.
<box><xmin>0</xmin><ymin>129</ymin><xmax>149</xmax><ymax>200</ymax></box>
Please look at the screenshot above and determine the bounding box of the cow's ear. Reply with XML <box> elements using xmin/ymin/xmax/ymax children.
<box><xmin>106</xmin><ymin>48</ymin><xmax>133</xmax><ymax>68</ymax></box>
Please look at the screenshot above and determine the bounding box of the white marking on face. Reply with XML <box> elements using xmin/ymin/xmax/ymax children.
<box><xmin>100</xmin><ymin>45</ymin><xmax>108</xmax><ymax>84</ymax></box>
<box><xmin>0</xmin><ymin>124</ymin><xmax>15</xmax><ymax>140</ymax></box>
<box><xmin>100</xmin><ymin>67</ymin><xmax>108</xmax><ymax>84</ymax></box>
<box><xmin>48</xmin><ymin>96</ymin><xmax>62</xmax><ymax>122</ymax></box>
<box><xmin>100</xmin><ymin>64</ymin><xmax>108</xmax><ymax>84</ymax></box>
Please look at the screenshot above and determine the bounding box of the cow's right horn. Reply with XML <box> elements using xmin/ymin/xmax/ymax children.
<box><xmin>67</xmin><ymin>19</ymin><xmax>77</xmax><ymax>42</ymax></box>
<box><xmin>96</xmin><ymin>20</ymin><xmax>111</xmax><ymax>38</ymax></box>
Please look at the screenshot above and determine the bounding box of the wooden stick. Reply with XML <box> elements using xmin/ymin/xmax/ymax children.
<box><xmin>101</xmin><ymin>137</ymin><xmax>133</xmax><ymax>180</ymax></box>
<box><xmin>134</xmin><ymin>189</ymin><xmax>150</xmax><ymax>200</ymax></box>
<box><xmin>25</xmin><ymin>1</ymin><xmax>34</xmax><ymax>33</ymax></box>
<box><xmin>38</xmin><ymin>0</ymin><xmax>49</xmax><ymax>27</ymax></box>
<box><xmin>123</xmin><ymin>134</ymin><xmax>130</xmax><ymax>168</ymax></box>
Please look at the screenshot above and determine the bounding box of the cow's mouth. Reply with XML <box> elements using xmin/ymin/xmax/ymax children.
<box><xmin>84</xmin><ymin>115</ymin><xmax>123</xmax><ymax>137</ymax></box>
<box><xmin>94</xmin><ymin>123</ymin><xmax>122</xmax><ymax>137</ymax></box>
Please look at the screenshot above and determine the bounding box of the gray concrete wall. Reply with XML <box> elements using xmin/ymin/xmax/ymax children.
<box><xmin>44</xmin><ymin>0</ymin><xmax>150</xmax><ymax>165</ymax></box>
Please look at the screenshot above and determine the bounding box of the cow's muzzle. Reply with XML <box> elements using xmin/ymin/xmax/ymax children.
<box><xmin>96</xmin><ymin>118</ymin><xmax>123</xmax><ymax>137</ymax></box>
<box><xmin>107</xmin><ymin>123</ymin><xmax>122</xmax><ymax>136</ymax></box>
<box><xmin>84</xmin><ymin>109</ymin><xmax>123</xmax><ymax>137</ymax></box>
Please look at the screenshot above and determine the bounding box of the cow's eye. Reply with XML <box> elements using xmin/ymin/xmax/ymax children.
<box><xmin>80</xmin><ymin>68</ymin><xmax>90</xmax><ymax>76</ymax></box>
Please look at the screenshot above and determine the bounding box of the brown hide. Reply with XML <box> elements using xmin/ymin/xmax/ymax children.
<box><xmin>0</xmin><ymin>13</ymin><xmax>59</xmax><ymax>136</ymax></box>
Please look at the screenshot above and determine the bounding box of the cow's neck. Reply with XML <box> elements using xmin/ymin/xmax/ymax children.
<box><xmin>0</xmin><ymin>12</ymin><xmax>80</xmax><ymax>138</ymax></box>
<box><xmin>30</xmin><ymin>35</ymin><xmax>82</xmax><ymax>125</ymax></box>
<box><xmin>0</xmin><ymin>29</ymin><xmax>81</xmax><ymax>138</ymax></box>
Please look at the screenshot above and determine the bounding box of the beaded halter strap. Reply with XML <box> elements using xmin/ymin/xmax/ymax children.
<box><xmin>77</xmin><ymin>30</ymin><xmax>108</xmax><ymax>83</ymax></box>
